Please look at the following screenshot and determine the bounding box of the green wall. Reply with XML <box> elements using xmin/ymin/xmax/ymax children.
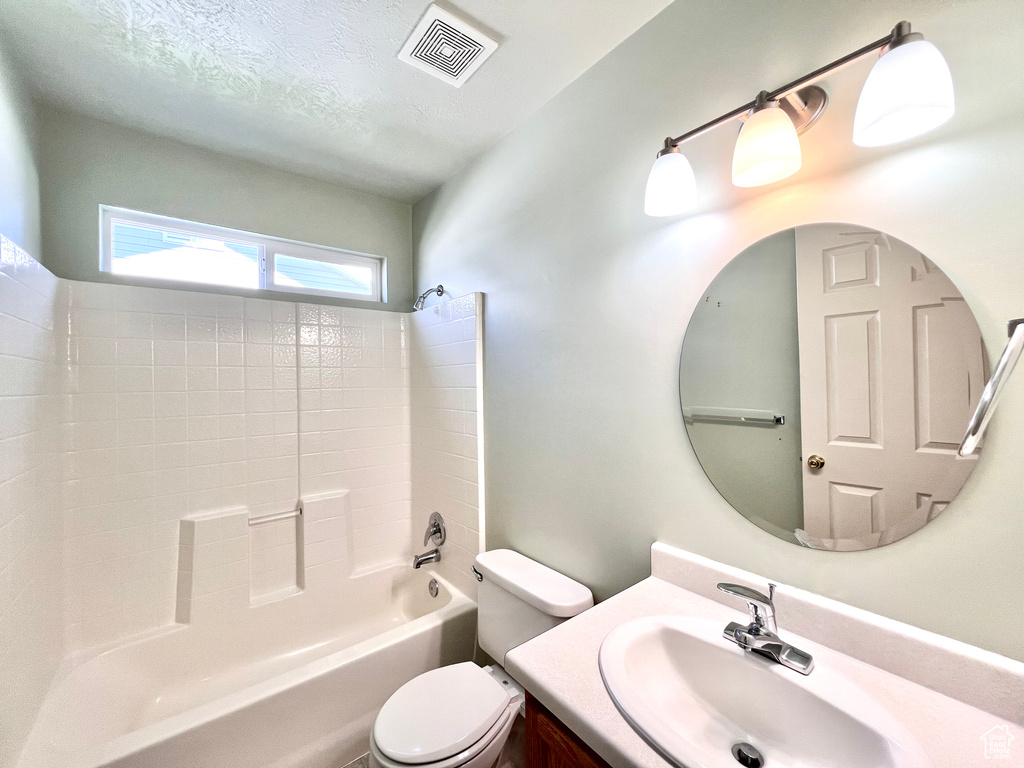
<box><xmin>37</xmin><ymin>105</ymin><xmax>414</xmax><ymax>310</ymax></box>
<box><xmin>414</xmin><ymin>0</ymin><xmax>1024</xmax><ymax>660</ymax></box>
<box><xmin>0</xmin><ymin>39</ymin><xmax>39</xmax><ymax>254</ymax></box>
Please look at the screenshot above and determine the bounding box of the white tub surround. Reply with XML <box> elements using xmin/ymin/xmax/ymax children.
<box><xmin>505</xmin><ymin>543</ymin><xmax>1024</xmax><ymax>768</ymax></box>
<box><xmin>0</xmin><ymin>240</ymin><xmax>486</xmax><ymax>767</ymax></box>
<box><xmin>61</xmin><ymin>284</ymin><xmax>414</xmax><ymax>650</ymax></box>
<box><xmin>409</xmin><ymin>293</ymin><xmax>484</xmax><ymax>598</ymax></box>
<box><xmin>171</xmin><ymin>492</ymin><xmax>353</xmax><ymax>626</ymax></box>
<box><xmin>0</xmin><ymin>235</ymin><xmax>66</xmax><ymax>768</ymax></box>
<box><xmin>174</xmin><ymin>508</ymin><xmax>250</xmax><ymax>622</ymax></box>
<box><xmin>52</xmin><ymin>277</ymin><xmax>484</xmax><ymax>653</ymax></box>
<box><xmin>19</xmin><ymin>569</ymin><xmax>475</xmax><ymax>768</ymax></box>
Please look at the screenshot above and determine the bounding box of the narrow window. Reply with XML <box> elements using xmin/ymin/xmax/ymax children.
<box><xmin>100</xmin><ymin>206</ymin><xmax>383</xmax><ymax>302</ymax></box>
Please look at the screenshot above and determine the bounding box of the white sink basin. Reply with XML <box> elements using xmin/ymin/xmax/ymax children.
<box><xmin>599</xmin><ymin>615</ymin><xmax>931</xmax><ymax>768</ymax></box>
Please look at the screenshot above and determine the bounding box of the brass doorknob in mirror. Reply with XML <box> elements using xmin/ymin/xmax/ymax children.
<box><xmin>806</xmin><ymin>455</ymin><xmax>825</xmax><ymax>470</ymax></box>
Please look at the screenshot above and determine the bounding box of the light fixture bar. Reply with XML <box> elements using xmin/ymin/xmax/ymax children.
<box><xmin>666</xmin><ymin>21</ymin><xmax>913</xmax><ymax>148</ymax></box>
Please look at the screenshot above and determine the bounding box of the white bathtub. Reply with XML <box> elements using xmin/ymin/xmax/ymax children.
<box><xmin>19</xmin><ymin>568</ymin><xmax>476</xmax><ymax>768</ymax></box>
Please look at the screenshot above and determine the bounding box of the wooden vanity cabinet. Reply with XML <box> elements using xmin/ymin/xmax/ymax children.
<box><xmin>525</xmin><ymin>693</ymin><xmax>614</xmax><ymax>768</ymax></box>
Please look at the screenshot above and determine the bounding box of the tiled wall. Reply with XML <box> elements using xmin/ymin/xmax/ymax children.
<box><xmin>59</xmin><ymin>284</ymin><xmax>419</xmax><ymax>649</ymax></box>
<box><xmin>409</xmin><ymin>294</ymin><xmax>484</xmax><ymax>597</ymax></box>
<box><xmin>1</xmin><ymin>248</ymin><xmax>483</xmax><ymax>695</ymax></box>
<box><xmin>300</xmin><ymin>491</ymin><xmax>352</xmax><ymax>590</ymax></box>
<box><xmin>249</xmin><ymin>514</ymin><xmax>300</xmax><ymax>600</ymax></box>
<box><xmin>297</xmin><ymin>303</ymin><xmax>412</xmax><ymax>573</ymax></box>
<box><xmin>172</xmin><ymin>489</ymin><xmax>353</xmax><ymax>626</ymax></box>
<box><xmin>61</xmin><ymin>284</ymin><xmax>302</xmax><ymax>648</ymax></box>
<box><xmin>0</xmin><ymin>237</ymin><xmax>484</xmax><ymax>764</ymax></box>
<box><xmin>175</xmin><ymin>508</ymin><xmax>250</xmax><ymax>623</ymax></box>
<box><xmin>0</xmin><ymin>237</ymin><xmax>66</xmax><ymax>766</ymax></box>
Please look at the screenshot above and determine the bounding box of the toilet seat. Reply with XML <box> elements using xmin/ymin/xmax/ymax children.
<box><xmin>373</xmin><ymin>663</ymin><xmax>515</xmax><ymax>765</ymax></box>
<box><xmin>370</xmin><ymin>704</ymin><xmax>517</xmax><ymax>768</ymax></box>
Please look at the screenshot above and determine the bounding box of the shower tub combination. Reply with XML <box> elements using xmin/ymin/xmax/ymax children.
<box><xmin>19</xmin><ymin>567</ymin><xmax>475</xmax><ymax>768</ymax></box>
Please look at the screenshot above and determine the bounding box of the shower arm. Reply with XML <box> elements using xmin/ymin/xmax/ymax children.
<box><xmin>413</xmin><ymin>284</ymin><xmax>444</xmax><ymax>311</ymax></box>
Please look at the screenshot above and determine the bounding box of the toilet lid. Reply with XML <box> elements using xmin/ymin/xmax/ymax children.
<box><xmin>374</xmin><ymin>663</ymin><xmax>511</xmax><ymax>764</ymax></box>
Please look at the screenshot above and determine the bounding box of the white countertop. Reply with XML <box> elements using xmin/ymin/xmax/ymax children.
<box><xmin>505</xmin><ymin>576</ymin><xmax>1023</xmax><ymax>768</ymax></box>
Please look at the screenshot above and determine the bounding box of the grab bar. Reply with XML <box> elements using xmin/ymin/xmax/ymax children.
<box><xmin>958</xmin><ymin>318</ymin><xmax>1024</xmax><ymax>457</ymax></box>
<box><xmin>248</xmin><ymin>508</ymin><xmax>301</xmax><ymax>526</ymax></box>
<box><xmin>682</xmin><ymin>406</ymin><xmax>784</xmax><ymax>426</ymax></box>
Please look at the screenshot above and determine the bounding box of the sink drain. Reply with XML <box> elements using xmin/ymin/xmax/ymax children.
<box><xmin>731</xmin><ymin>742</ymin><xmax>764</xmax><ymax>768</ymax></box>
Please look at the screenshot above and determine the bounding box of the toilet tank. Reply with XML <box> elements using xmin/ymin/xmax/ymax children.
<box><xmin>474</xmin><ymin>549</ymin><xmax>594</xmax><ymax>665</ymax></box>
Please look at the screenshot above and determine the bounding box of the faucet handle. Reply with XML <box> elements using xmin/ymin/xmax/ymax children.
<box><xmin>717</xmin><ymin>582</ymin><xmax>773</xmax><ymax>605</ymax></box>
<box><xmin>424</xmin><ymin>512</ymin><xmax>446</xmax><ymax>546</ymax></box>
<box><xmin>717</xmin><ymin>583</ymin><xmax>778</xmax><ymax>634</ymax></box>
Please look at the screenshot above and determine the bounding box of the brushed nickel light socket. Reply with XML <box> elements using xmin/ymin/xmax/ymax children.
<box><xmin>738</xmin><ymin>86</ymin><xmax>828</xmax><ymax>136</ymax></box>
<box><xmin>778</xmin><ymin>85</ymin><xmax>829</xmax><ymax>135</ymax></box>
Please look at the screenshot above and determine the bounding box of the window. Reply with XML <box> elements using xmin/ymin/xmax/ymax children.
<box><xmin>100</xmin><ymin>206</ymin><xmax>383</xmax><ymax>302</ymax></box>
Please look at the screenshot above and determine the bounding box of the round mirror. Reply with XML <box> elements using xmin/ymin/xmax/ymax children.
<box><xmin>679</xmin><ymin>224</ymin><xmax>988</xmax><ymax>551</ymax></box>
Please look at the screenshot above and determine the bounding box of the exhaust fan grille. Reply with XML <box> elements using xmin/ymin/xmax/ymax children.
<box><xmin>411</xmin><ymin>19</ymin><xmax>483</xmax><ymax>79</ymax></box>
<box><xmin>399</xmin><ymin>5</ymin><xmax>498</xmax><ymax>87</ymax></box>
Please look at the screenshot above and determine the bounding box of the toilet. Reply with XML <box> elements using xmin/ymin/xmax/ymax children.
<box><xmin>369</xmin><ymin>549</ymin><xmax>594</xmax><ymax>768</ymax></box>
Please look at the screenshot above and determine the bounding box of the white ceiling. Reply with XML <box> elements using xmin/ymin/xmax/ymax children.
<box><xmin>0</xmin><ymin>0</ymin><xmax>675</xmax><ymax>202</ymax></box>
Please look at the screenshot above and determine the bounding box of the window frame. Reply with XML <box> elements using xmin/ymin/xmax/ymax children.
<box><xmin>99</xmin><ymin>206</ymin><xmax>384</xmax><ymax>303</ymax></box>
<box><xmin>267</xmin><ymin>241</ymin><xmax>381</xmax><ymax>301</ymax></box>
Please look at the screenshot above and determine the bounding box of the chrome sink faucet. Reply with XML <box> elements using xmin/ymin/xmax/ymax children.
<box><xmin>413</xmin><ymin>512</ymin><xmax>446</xmax><ymax>569</ymax></box>
<box><xmin>717</xmin><ymin>583</ymin><xmax>814</xmax><ymax>675</ymax></box>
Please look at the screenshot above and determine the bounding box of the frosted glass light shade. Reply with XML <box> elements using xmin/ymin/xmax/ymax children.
<box><xmin>853</xmin><ymin>39</ymin><xmax>954</xmax><ymax>147</ymax></box>
<box><xmin>644</xmin><ymin>150</ymin><xmax>697</xmax><ymax>217</ymax></box>
<box><xmin>731</xmin><ymin>103</ymin><xmax>802</xmax><ymax>188</ymax></box>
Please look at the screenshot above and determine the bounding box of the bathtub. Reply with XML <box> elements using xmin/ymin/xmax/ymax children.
<box><xmin>19</xmin><ymin>567</ymin><xmax>476</xmax><ymax>768</ymax></box>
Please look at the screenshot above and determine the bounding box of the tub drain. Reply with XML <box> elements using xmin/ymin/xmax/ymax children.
<box><xmin>731</xmin><ymin>742</ymin><xmax>764</xmax><ymax>768</ymax></box>
<box><xmin>428</xmin><ymin>579</ymin><xmax>439</xmax><ymax>597</ymax></box>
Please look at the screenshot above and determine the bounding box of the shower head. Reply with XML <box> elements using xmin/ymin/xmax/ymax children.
<box><xmin>413</xmin><ymin>284</ymin><xmax>444</xmax><ymax>311</ymax></box>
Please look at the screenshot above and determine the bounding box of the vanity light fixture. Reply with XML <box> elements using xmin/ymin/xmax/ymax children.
<box><xmin>645</xmin><ymin>21</ymin><xmax>954</xmax><ymax>216</ymax></box>
<box><xmin>731</xmin><ymin>92</ymin><xmax>803</xmax><ymax>188</ymax></box>
<box><xmin>853</xmin><ymin>31</ymin><xmax>955</xmax><ymax>147</ymax></box>
<box><xmin>644</xmin><ymin>142</ymin><xmax>697</xmax><ymax>216</ymax></box>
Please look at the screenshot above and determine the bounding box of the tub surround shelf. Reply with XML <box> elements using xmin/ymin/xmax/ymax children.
<box><xmin>507</xmin><ymin>544</ymin><xmax>1024</xmax><ymax>768</ymax></box>
<box><xmin>249</xmin><ymin>508</ymin><xmax>301</xmax><ymax>526</ymax></box>
<box><xmin>176</xmin><ymin>493</ymin><xmax>351</xmax><ymax>620</ymax></box>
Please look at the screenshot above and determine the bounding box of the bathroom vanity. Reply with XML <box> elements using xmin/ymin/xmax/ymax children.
<box><xmin>512</xmin><ymin>543</ymin><xmax>1024</xmax><ymax>768</ymax></box>
<box><xmin>525</xmin><ymin>694</ymin><xmax>612</xmax><ymax>768</ymax></box>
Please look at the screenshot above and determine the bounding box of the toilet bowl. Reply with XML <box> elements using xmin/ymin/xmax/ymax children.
<box><xmin>369</xmin><ymin>550</ymin><xmax>593</xmax><ymax>768</ymax></box>
<box><xmin>369</xmin><ymin>663</ymin><xmax>523</xmax><ymax>768</ymax></box>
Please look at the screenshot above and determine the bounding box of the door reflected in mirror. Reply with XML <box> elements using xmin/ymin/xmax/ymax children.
<box><xmin>679</xmin><ymin>224</ymin><xmax>988</xmax><ymax>551</ymax></box>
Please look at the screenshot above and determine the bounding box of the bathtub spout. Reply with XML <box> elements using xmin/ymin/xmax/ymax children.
<box><xmin>412</xmin><ymin>548</ymin><xmax>441</xmax><ymax>569</ymax></box>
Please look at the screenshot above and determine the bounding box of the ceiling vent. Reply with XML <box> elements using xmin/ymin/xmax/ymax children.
<box><xmin>398</xmin><ymin>4</ymin><xmax>498</xmax><ymax>88</ymax></box>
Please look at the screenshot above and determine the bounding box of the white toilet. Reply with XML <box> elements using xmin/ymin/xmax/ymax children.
<box><xmin>369</xmin><ymin>549</ymin><xmax>594</xmax><ymax>768</ymax></box>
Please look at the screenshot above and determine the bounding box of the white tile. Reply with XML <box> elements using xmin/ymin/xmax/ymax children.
<box><xmin>409</xmin><ymin>295</ymin><xmax>482</xmax><ymax>592</ymax></box>
<box><xmin>2</xmin><ymin>242</ymin><xmax>482</xmax><ymax>662</ymax></box>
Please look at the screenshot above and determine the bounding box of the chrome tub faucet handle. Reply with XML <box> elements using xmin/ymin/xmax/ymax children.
<box><xmin>424</xmin><ymin>511</ymin><xmax>446</xmax><ymax>546</ymax></box>
<box><xmin>414</xmin><ymin>513</ymin><xmax>446</xmax><ymax>568</ymax></box>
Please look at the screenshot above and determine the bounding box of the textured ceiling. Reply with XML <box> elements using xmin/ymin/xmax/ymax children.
<box><xmin>0</xmin><ymin>0</ymin><xmax>675</xmax><ymax>202</ymax></box>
